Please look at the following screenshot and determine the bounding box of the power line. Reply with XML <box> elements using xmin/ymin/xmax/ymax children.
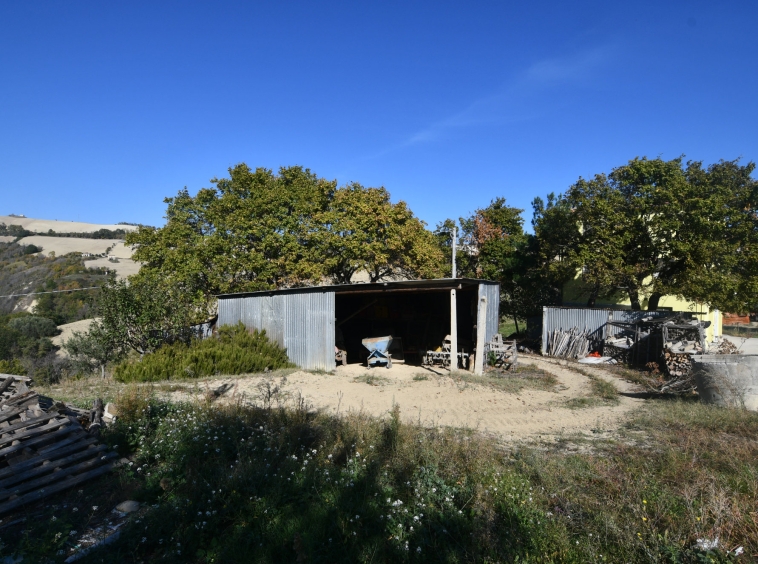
<box><xmin>0</xmin><ymin>286</ymin><xmax>102</xmax><ymax>299</ymax></box>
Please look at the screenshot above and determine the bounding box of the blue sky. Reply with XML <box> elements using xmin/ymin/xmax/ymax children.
<box><xmin>1</xmin><ymin>1</ymin><xmax>756</xmax><ymax>230</ymax></box>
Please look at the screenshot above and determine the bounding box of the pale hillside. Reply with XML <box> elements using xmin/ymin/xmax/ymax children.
<box><xmin>0</xmin><ymin>215</ymin><xmax>138</xmax><ymax>234</ymax></box>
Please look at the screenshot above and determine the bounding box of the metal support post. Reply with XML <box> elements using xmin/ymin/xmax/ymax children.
<box><xmin>450</xmin><ymin>288</ymin><xmax>457</xmax><ymax>370</ymax></box>
<box><xmin>474</xmin><ymin>296</ymin><xmax>487</xmax><ymax>375</ymax></box>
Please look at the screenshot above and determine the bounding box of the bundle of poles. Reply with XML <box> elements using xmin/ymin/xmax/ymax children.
<box><xmin>546</xmin><ymin>327</ymin><xmax>591</xmax><ymax>359</ymax></box>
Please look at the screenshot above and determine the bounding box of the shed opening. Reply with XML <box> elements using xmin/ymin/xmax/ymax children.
<box><xmin>335</xmin><ymin>287</ymin><xmax>478</xmax><ymax>366</ymax></box>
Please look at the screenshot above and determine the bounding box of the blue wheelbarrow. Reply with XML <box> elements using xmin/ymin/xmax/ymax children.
<box><xmin>362</xmin><ymin>336</ymin><xmax>393</xmax><ymax>368</ymax></box>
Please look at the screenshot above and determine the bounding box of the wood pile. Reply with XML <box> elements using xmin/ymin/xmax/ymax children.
<box><xmin>0</xmin><ymin>374</ymin><xmax>117</xmax><ymax>515</ymax></box>
<box><xmin>546</xmin><ymin>328</ymin><xmax>592</xmax><ymax>359</ymax></box>
<box><xmin>714</xmin><ymin>339</ymin><xmax>739</xmax><ymax>354</ymax></box>
<box><xmin>663</xmin><ymin>351</ymin><xmax>694</xmax><ymax>378</ymax></box>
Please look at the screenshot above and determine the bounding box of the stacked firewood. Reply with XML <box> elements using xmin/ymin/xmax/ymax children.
<box><xmin>663</xmin><ymin>351</ymin><xmax>695</xmax><ymax>378</ymax></box>
<box><xmin>546</xmin><ymin>328</ymin><xmax>592</xmax><ymax>359</ymax></box>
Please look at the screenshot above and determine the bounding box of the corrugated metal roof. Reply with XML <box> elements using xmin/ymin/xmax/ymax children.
<box><xmin>217</xmin><ymin>278</ymin><xmax>498</xmax><ymax>299</ymax></box>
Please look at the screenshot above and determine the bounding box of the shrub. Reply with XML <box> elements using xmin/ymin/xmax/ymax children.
<box><xmin>0</xmin><ymin>358</ymin><xmax>25</xmax><ymax>375</ymax></box>
<box><xmin>113</xmin><ymin>323</ymin><xmax>294</xmax><ymax>382</ymax></box>
<box><xmin>8</xmin><ymin>316</ymin><xmax>58</xmax><ymax>339</ymax></box>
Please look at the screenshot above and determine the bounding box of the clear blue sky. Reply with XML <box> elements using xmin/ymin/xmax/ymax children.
<box><xmin>1</xmin><ymin>1</ymin><xmax>756</xmax><ymax>230</ymax></box>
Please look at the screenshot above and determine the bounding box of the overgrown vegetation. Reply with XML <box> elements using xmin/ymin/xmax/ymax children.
<box><xmin>0</xmin><ymin>241</ymin><xmax>111</xmax><ymax>323</ymax></box>
<box><xmin>113</xmin><ymin>323</ymin><xmax>294</xmax><ymax>383</ymax></box>
<box><xmin>2</xmin><ymin>394</ymin><xmax>753</xmax><ymax>562</ymax></box>
<box><xmin>0</xmin><ymin>312</ymin><xmax>70</xmax><ymax>383</ymax></box>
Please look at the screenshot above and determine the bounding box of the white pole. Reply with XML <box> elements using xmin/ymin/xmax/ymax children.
<box><xmin>449</xmin><ymin>226</ymin><xmax>458</xmax><ymax>371</ymax></box>
<box><xmin>474</xmin><ymin>296</ymin><xmax>487</xmax><ymax>375</ymax></box>
<box><xmin>450</xmin><ymin>288</ymin><xmax>457</xmax><ymax>371</ymax></box>
<box><xmin>451</xmin><ymin>226</ymin><xmax>457</xmax><ymax>279</ymax></box>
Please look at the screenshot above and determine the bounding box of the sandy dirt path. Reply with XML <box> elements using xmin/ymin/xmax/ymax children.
<box><xmin>165</xmin><ymin>356</ymin><xmax>644</xmax><ymax>443</ymax></box>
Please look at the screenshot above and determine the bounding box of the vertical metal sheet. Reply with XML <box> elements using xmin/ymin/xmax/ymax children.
<box><xmin>477</xmin><ymin>282</ymin><xmax>500</xmax><ymax>345</ymax></box>
<box><xmin>218</xmin><ymin>290</ymin><xmax>335</xmax><ymax>371</ymax></box>
<box><xmin>540</xmin><ymin>306</ymin><xmax>697</xmax><ymax>355</ymax></box>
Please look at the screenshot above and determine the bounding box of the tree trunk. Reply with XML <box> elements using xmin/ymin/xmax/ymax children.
<box><xmin>586</xmin><ymin>283</ymin><xmax>600</xmax><ymax>307</ymax></box>
<box><xmin>647</xmin><ymin>292</ymin><xmax>662</xmax><ymax>311</ymax></box>
<box><xmin>628</xmin><ymin>288</ymin><xmax>641</xmax><ymax>311</ymax></box>
<box><xmin>101</xmin><ymin>364</ymin><xmax>105</xmax><ymax>379</ymax></box>
<box><xmin>513</xmin><ymin>316</ymin><xmax>520</xmax><ymax>335</ymax></box>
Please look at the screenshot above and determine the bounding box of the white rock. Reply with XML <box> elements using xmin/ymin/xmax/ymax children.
<box><xmin>115</xmin><ymin>500</ymin><xmax>140</xmax><ymax>513</ymax></box>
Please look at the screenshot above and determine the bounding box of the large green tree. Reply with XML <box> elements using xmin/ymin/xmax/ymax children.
<box><xmin>539</xmin><ymin>157</ymin><xmax>758</xmax><ymax>312</ymax></box>
<box><xmin>320</xmin><ymin>183</ymin><xmax>444</xmax><ymax>283</ymax></box>
<box><xmin>128</xmin><ymin>165</ymin><xmax>444</xmax><ymax>302</ymax></box>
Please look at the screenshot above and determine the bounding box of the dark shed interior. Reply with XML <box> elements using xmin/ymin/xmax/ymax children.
<box><xmin>335</xmin><ymin>286</ymin><xmax>479</xmax><ymax>366</ymax></box>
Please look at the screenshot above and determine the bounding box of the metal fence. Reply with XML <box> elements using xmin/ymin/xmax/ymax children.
<box><xmin>540</xmin><ymin>306</ymin><xmax>694</xmax><ymax>355</ymax></box>
<box><xmin>218</xmin><ymin>290</ymin><xmax>336</xmax><ymax>371</ymax></box>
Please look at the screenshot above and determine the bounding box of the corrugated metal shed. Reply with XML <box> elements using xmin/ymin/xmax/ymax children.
<box><xmin>219</xmin><ymin>290</ymin><xmax>336</xmax><ymax>371</ymax></box>
<box><xmin>218</xmin><ymin>278</ymin><xmax>500</xmax><ymax>370</ymax></box>
<box><xmin>540</xmin><ymin>306</ymin><xmax>701</xmax><ymax>355</ymax></box>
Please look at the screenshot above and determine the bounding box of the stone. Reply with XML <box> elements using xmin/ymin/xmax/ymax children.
<box><xmin>115</xmin><ymin>500</ymin><xmax>140</xmax><ymax>513</ymax></box>
<box><xmin>104</xmin><ymin>403</ymin><xmax>119</xmax><ymax>417</ymax></box>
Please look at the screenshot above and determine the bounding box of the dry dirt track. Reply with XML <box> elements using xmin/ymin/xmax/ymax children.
<box><xmin>166</xmin><ymin>356</ymin><xmax>644</xmax><ymax>444</ymax></box>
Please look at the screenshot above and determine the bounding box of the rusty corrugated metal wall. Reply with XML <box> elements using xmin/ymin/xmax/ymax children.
<box><xmin>218</xmin><ymin>291</ymin><xmax>336</xmax><ymax>371</ymax></box>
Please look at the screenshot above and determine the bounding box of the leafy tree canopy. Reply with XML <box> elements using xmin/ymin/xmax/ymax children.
<box><xmin>127</xmin><ymin>164</ymin><xmax>444</xmax><ymax>307</ymax></box>
<box><xmin>537</xmin><ymin>157</ymin><xmax>758</xmax><ymax>312</ymax></box>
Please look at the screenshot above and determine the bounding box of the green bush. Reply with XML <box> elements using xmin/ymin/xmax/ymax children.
<box><xmin>114</xmin><ymin>323</ymin><xmax>294</xmax><ymax>382</ymax></box>
<box><xmin>8</xmin><ymin>316</ymin><xmax>58</xmax><ymax>339</ymax></box>
<box><xmin>0</xmin><ymin>358</ymin><xmax>25</xmax><ymax>375</ymax></box>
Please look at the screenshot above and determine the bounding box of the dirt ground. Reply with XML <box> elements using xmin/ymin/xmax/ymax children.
<box><xmin>163</xmin><ymin>356</ymin><xmax>644</xmax><ymax>444</ymax></box>
<box><xmin>84</xmin><ymin>256</ymin><xmax>141</xmax><ymax>278</ymax></box>
<box><xmin>52</xmin><ymin>318</ymin><xmax>95</xmax><ymax>354</ymax></box>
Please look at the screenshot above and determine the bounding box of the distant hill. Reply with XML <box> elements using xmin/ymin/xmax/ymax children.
<box><xmin>0</xmin><ymin>241</ymin><xmax>111</xmax><ymax>322</ymax></box>
<box><xmin>0</xmin><ymin>215</ymin><xmax>139</xmax><ymax>234</ymax></box>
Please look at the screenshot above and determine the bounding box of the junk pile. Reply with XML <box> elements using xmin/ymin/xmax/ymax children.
<box><xmin>422</xmin><ymin>335</ymin><xmax>470</xmax><ymax>370</ymax></box>
<box><xmin>604</xmin><ymin>314</ymin><xmax>731</xmax><ymax>394</ymax></box>
<box><xmin>545</xmin><ymin>328</ymin><xmax>594</xmax><ymax>359</ymax></box>
<box><xmin>483</xmin><ymin>334</ymin><xmax>518</xmax><ymax>369</ymax></box>
<box><xmin>0</xmin><ymin>373</ymin><xmax>117</xmax><ymax>515</ymax></box>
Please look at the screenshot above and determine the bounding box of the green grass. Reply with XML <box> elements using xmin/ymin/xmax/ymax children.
<box><xmin>353</xmin><ymin>372</ymin><xmax>390</xmax><ymax>386</ymax></box>
<box><xmin>113</xmin><ymin>323</ymin><xmax>294</xmax><ymax>383</ymax></box>
<box><xmin>2</xmin><ymin>391</ymin><xmax>757</xmax><ymax>562</ymax></box>
<box><xmin>452</xmin><ymin>363</ymin><xmax>558</xmax><ymax>394</ymax></box>
<box><xmin>498</xmin><ymin>318</ymin><xmax>523</xmax><ymax>338</ymax></box>
<box><xmin>412</xmin><ymin>373</ymin><xmax>429</xmax><ymax>381</ymax></box>
<box><xmin>562</xmin><ymin>366</ymin><xmax>621</xmax><ymax>408</ymax></box>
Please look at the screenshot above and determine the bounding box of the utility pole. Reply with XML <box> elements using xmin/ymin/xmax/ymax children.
<box><xmin>450</xmin><ymin>226</ymin><xmax>457</xmax><ymax>371</ymax></box>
